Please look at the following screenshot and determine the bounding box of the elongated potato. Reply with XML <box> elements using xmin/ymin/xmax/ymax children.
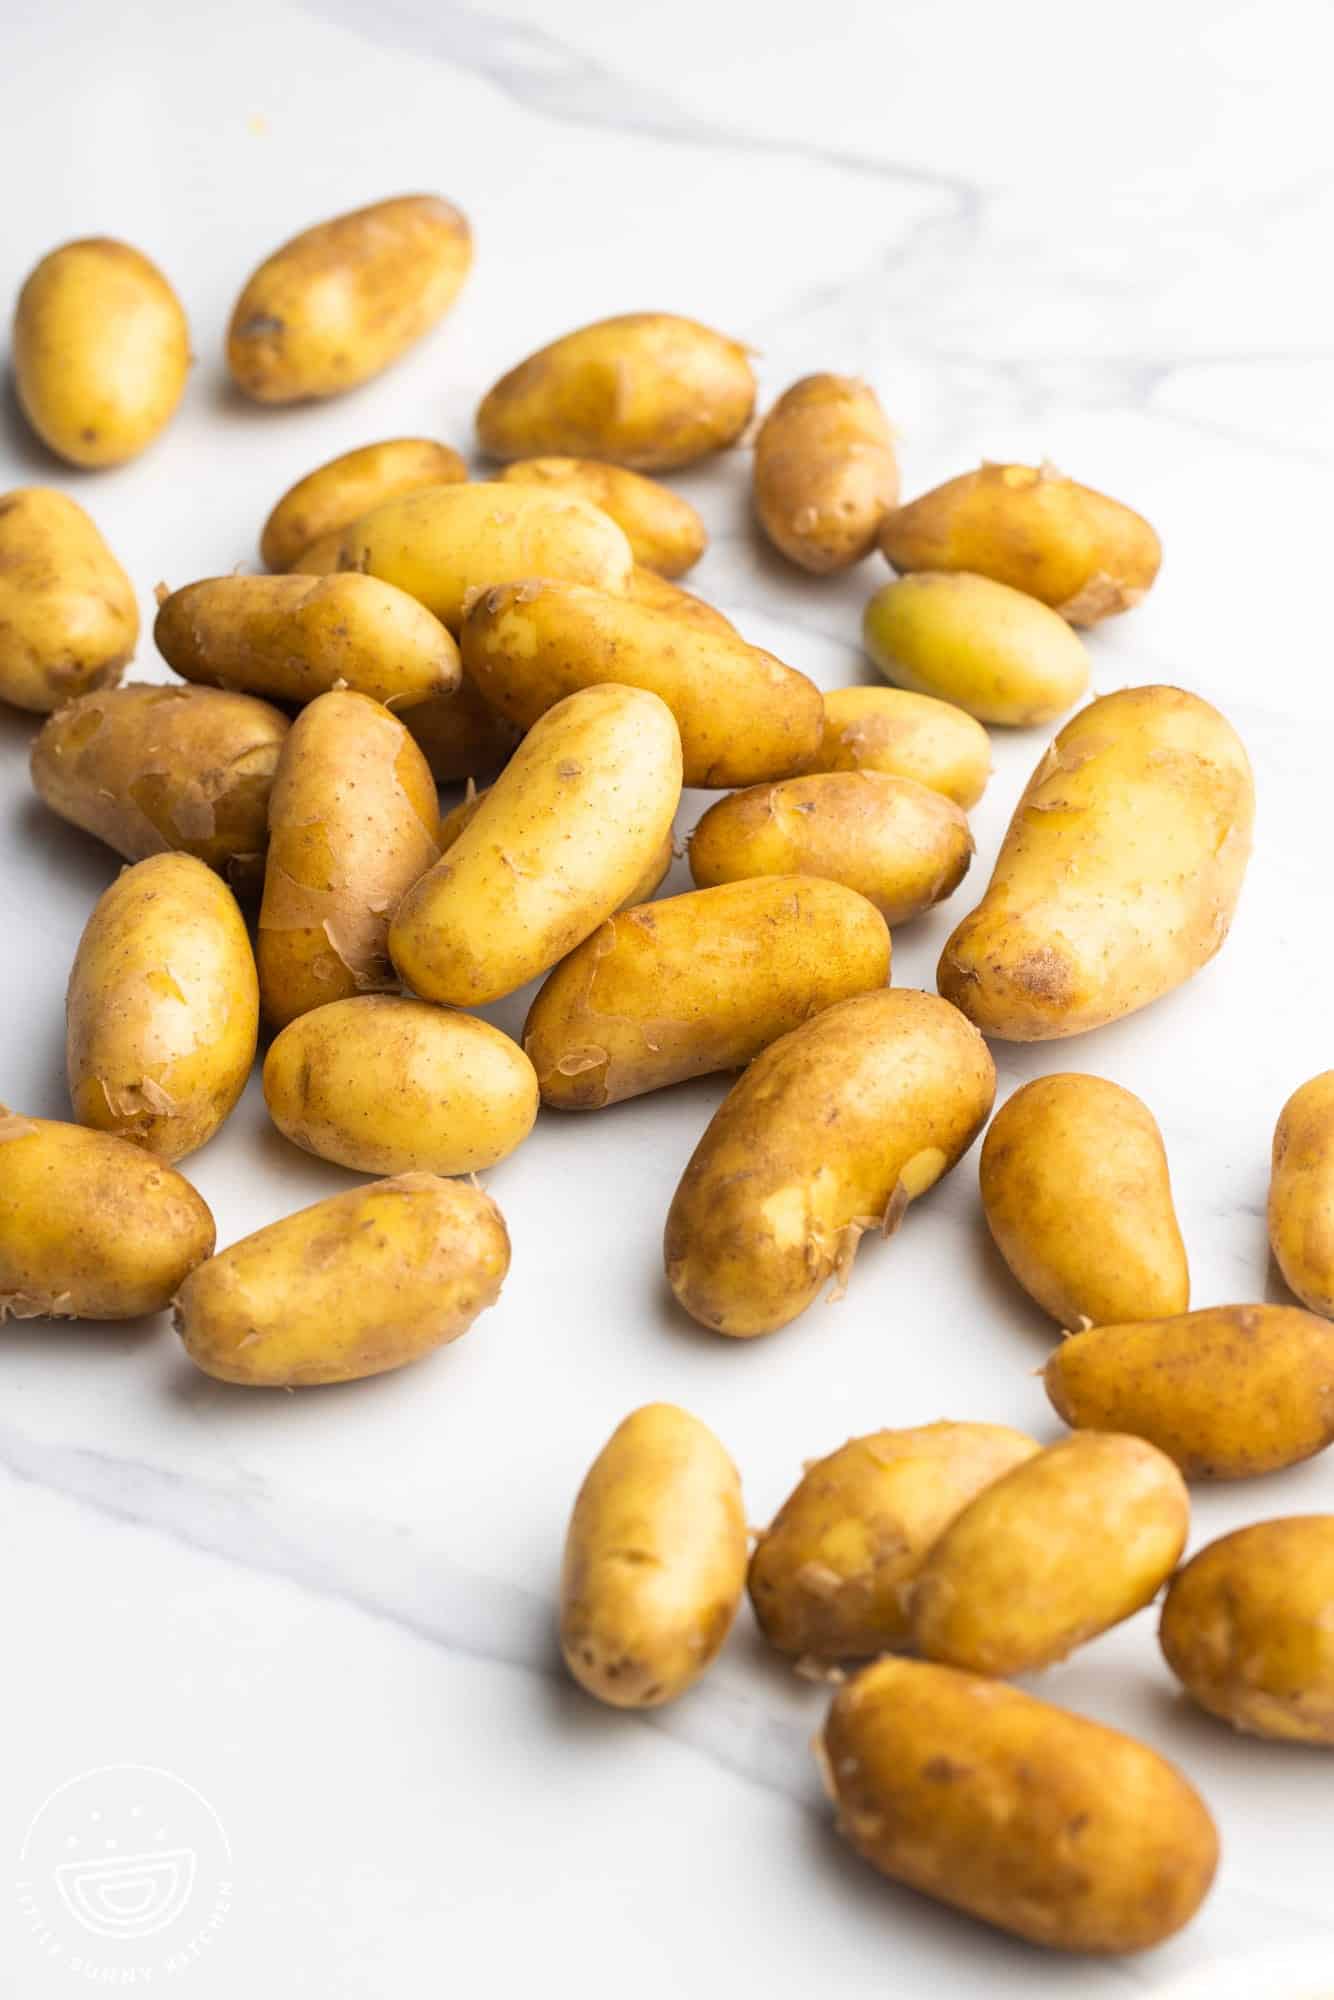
<box><xmin>560</xmin><ymin>1403</ymin><xmax>747</xmax><ymax>1707</ymax></box>
<box><xmin>626</xmin><ymin>564</ymin><xmax>736</xmax><ymax>635</ymax></box>
<box><xmin>402</xmin><ymin>677</ymin><xmax>521</xmax><ymax>784</ymax></box>
<box><xmin>264</xmin><ymin>997</ymin><xmax>537</xmax><ymax>1175</ymax></box>
<box><xmin>749</xmin><ymin>1423</ymin><xmax>1039</xmax><ymax>1664</ymax></box>
<box><xmin>495</xmin><ymin>458</ymin><xmax>706</xmax><ymax>576</ymax></box>
<box><xmin>155</xmin><ymin>572</ymin><xmax>459</xmax><ymax>711</ymax></box>
<box><xmin>0</xmin><ymin>1110</ymin><xmax>214</xmax><ymax>1319</ymax></box>
<box><xmin>258</xmin><ymin>689</ymin><xmax>440</xmax><ymax>1028</ymax></box>
<box><xmin>981</xmin><ymin>1075</ymin><xmax>1188</xmax><ymax>1328</ymax></box>
<box><xmin>390</xmin><ymin>685</ymin><xmax>681</xmax><ymax>1006</ymax></box>
<box><xmin>864</xmin><ymin>571</ymin><xmax>1090</xmax><ymax>726</ymax></box>
<box><xmin>440</xmin><ymin>785</ymin><xmax>672</xmax><ymax>906</ymax></box>
<box><xmin>67</xmin><ymin>854</ymin><xmax>257</xmax><ymax>1162</ymax></box>
<box><xmin>477</xmin><ymin>313</ymin><xmax>755</xmax><ymax>471</ymax></box>
<box><xmin>665</xmin><ymin>989</ymin><xmax>995</xmax><ymax>1337</ymax></box>
<box><xmin>688</xmin><ymin>771</ymin><xmax>972</xmax><ymax>925</ymax></box>
<box><xmin>461</xmin><ymin>580</ymin><xmax>822</xmax><ymax>788</ymax></box>
<box><xmin>226</xmin><ymin>195</ymin><xmax>472</xmax><ymax>403</ymax></box>
<box><xmin>175</xmin><ymin>1173</ymin><xmax>507</xmax><ymax>1386</ymax></box>
<box><xmin>1045</xmin><ymin>1305</ymin><xmax>1334</xmax><ymax>1479</ymax></box>
<box><xmin>1160</xmin><ymin>1518</ymin><xmax>1334</xmax><ymax>1744</ymax></box>
<box><xmin>881</xmin><ymin>461</ymin><xmax>1162</xmax><ymax>625</ymax></box>
<box><xmin>938</xmin><ymin>686</ymin><xmax>1254</xmax><ymax>1040</ymax></box>
<box><xmin>821</xmin><ymin>1658</ymin><xmax>1218</xmax><ymax>1952</ymax></box>
<box><xmin>260</xmin><ymin>438</ymin><xmax>467</xmax><ymax>570</ymax></box>
<box><xmin>0</xmin><ymin>489</ymin><xmax>138</xmax><ymax>712</ymax></box>
<box><xmin>525</xmin><ymin>877</ymin><xmax>889</xmax><ymax>1110</ymax></box>
<box><xmin>817</xmin><ymin>686</ymin><xmax>990</xmax><ymax>808</ymax></box>
<box><xmin>753</xmin><ymin>375</ymin><xmax>898</xmax><ymax>572</ymax></box>
<box><xmin>1270</xmin><ymin>1073</ymin><xmax>1334</xmax><ymax>1317</ymax></box>
<box><xmin>14</xmin><ymin>238</ymin><xmax>189</xmax><ymax>468</ymax></box>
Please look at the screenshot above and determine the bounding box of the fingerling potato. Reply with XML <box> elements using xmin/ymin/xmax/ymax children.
<box><xmin>439</xmin><ymin>785</ymin><xmax>672</xmax><ymax>906</ymax></box>
<box><xmin>817</xmin><ymin>686</ymin><xmax>991</xmax><ymax>808</ymax></box>
<box><xmin>753</xmin><ymin>374</ymin><xmax>898</xmax><ymax>572</ymax></box>
<box><xmin>863</xmin><ymin>572</ymin><xmax>1090</xmax><ymax>726</ymax></box>
<box><xmin>627</xmin><ymin>563</ymin><xmax>736</xmax><ymax>635</ymax></box>
<box><xmin>260</xmin><ymin>437</ymin><xmax>466</xmax><ymax>569</ymax></box>
<box><xmin>0</xmin><ymin>489</ymin><xmax>138</xmax><ymax>712</ymax></box>
<box><xmin>1269</xmin><ymin>1073</ymin><xmax>1334</xmax><ymax>1317</ymax></box>
<box><xmin>495</xmin><ymin>457</ymin><xmax>706</xmax><ymax>576</ymax></box>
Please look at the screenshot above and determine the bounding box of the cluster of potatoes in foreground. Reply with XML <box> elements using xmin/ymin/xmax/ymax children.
<box><xmin>4</xmin><ymin>192</ymin><xmax>1334</xmax><ymax>1961</ymax></box>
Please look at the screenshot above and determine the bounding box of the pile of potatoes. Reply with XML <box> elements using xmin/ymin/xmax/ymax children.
<box><xmin>2</xmin><ymin>189</ymin><xmax>1332</xmax><ymax>1963</ymax></box>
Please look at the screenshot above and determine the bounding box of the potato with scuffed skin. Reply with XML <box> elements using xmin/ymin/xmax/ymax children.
<box><xmin>753</xmin><ymin>374</ymin><xmax>899</xmax><ymax>572</ymax></box>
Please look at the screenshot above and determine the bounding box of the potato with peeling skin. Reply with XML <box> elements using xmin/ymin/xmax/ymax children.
<box><xmin>402</xmin><ymin>678</ymin><xmax>521</xmax><ymax>785</ymax></box>
<box><xmin>495</xmin><ymin>458</ymin><xmax>706</xmax><ymax>576</ymax></box>
<box><xmin>1269</xmin><ymin>1073</ymin><xmax>1334</xmax><ymax>1317</ymax></box>
<box><xmin>260</xmin><ymin>438</ymin><xmax>467</xmax><ymax>570</ymax></box>
<box><xmin>863</xmin><ymin>572</ymin><xmax>1090</xmax><ymax>726</ymax></box>
<box><xmin>665</xmin><ymin>988</ymin><xmax>995</xmax><ymax>1337</ymax></box>
<box><xmin>560</xmin><ymin>1403</ymin><xmax>747</xmax><ymax>1708</ymax></box>
<box><xmin>753</xmin><ymin>375</ymin><xmax>899</xmax><ymax>572</ymax></box>
<box><xmin>0</xmin><ymin>489</ymin><xmax>138</xmax><ymax>713</ymax></box>
<box><xmin>817</xmin><ymin>686</ymin><xmax>990</xmax><ymax>808</ymax></box>
<box><xmin>626</xmin><ymin>564</ymin><xmax>736</xmax><ymax>635</ymax></box>
<box><xmin>440</xmin><ymin>786</ymin><xmax>672</xmax><ymax>906</ymax></box>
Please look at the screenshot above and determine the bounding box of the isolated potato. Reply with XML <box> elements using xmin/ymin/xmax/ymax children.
<box><xmin>175</xmin><ymin>1173</ymin><xmax>507</xmax><ymax>1386</ymax></box>
<box><xmin>67</xmin><ymin>854</ymin><xmax>258</xmax><ymax>1163</ymax></box>
<box><xmin>626</xmin><ymin>564</ymin><xmax>736</xmax><ymax>635</ymax></box>
<box><xmin>402</xmin><ymin>678</ymin><xmax>521</xmax><ymax>784</ymax></box>
<box><xmin>980</xmin><ymin>1075</ymin><xmax>1189</xmax><ymax>1328</ymax></box>
<box><xmin>1160</xmin><ymin>1518</ymin><xmax>1334</xmax><ymax>1744</ymax></box>
<box><xmin>688</xmin><ymin>772</ymin><xmax>972</xmax><ymax>925</ymax></box>
<box><xmin>440</xmin><ymin>785</ymin><xmax>672</xmax><ymax>906</ymax></box>
<box><xmin>14</xmin><ymin>238</ymin><xmax>189</xmax><ymax>468</ymax></box>
<box><xmin>665</xmin><ymin>989</ymin><xmax>995</xmax><ymax>1337</ymax></box>
<box><xmin>0</xmin><ymin>1110</ymin><xmax>214</xmax><ymax>1319</ymax></box>
<box><xmin>1046</xmin><ymin>1305</ymin><xmax>1334</xmax><ymax>1479</ymax></box>
<box><xmin>0</xmin><ymin>489</ymin><xmax>138</xmax><ymax>713</ymax></box>
<box><xmin>753</xmin><ymin>375</ymin><xmax>899</xmax><ymax>572</ymax></box>
<box><xmin>477</xmin><ymin>312</ymin><xmax>756</xmax><ymax>471</ymax></box>
<box><xmin>226</xmin><ymin>195</ymin><xmax>472</xmax><ymax>403</ymax></box>
<box><xmin>260</xmin><ymin>438</ymin><xmax>467</xmax><ymax>569</ymax></box>
<box><xmin>560</xmin><ymin>1403</ymin><xmax>747</xmax><ymax>1707</ymax></box>
<box><xmin>461</xmin><ymin>579</ymin><xmax>822</xmax><ymax>788</ymax></box>
<box><xmin>938</xmin><ymin>686</ymin><xmax>1254</xmax><ymax>1040</ymax></box>
<box><xmin>1270</xmin><ymin>1073</ymin><xmax>1334</xmax><ymax>1316</ymax></box>
<box><xmin>748</xmin><ymin>1423</ymin><xmax>1039</xmax><ymax>1664</ymax></box>
<box><xmin>880</xmin><ymin>461</ymin><xmax>1162</xmax><ymax>625</ymax></box>
<box><xmin>524</xmin><ymin>877</ymin><xmax>890</xmax><ymax>1109</ymax></box>
<box><xmin>496</xmin><ymin>458</ymin><xmax>706</xmax><ymax>576</ymax></box>
<box><xmin>155</xmin><ymin>571</ymin><xmax>460</xmax><ymax>711</ymax></box>
<box><xmin>863</xmin><ymin>572</ymin><xmax>1090</xmax><ymax>726</ymax></box>
<box><xmin>258</xmin><ymin>689</ymin><xmax>440</xmax><ymax>1027</ymax></box>
<box><xmin>821</xmin><ymin>1658</ymin><xmax>1218</xmax><ymax>1952</ymax></box>
<box><xmin>390</xmin><ymin>685</ymin><xmax>682</xmax><ymax>1006</ymax></box>
<box><xmin>817</xmin><ymin>686</ymin><xmax>990</xmax><ymax>808</ymax></box>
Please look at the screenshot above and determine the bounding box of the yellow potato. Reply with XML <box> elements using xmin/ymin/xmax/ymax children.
<box><xmin>753</xmin><ymin>374</ymin><xmax>899</xmax><ymax>572</ymax></box>
<box><xmin>226</xmin><ymin>195</ymin><xmax>472</xmax><ymax>403</ymax></box>
<box><xmin>14</xmin><ymin>237</ymin><xmax>189</xmax><ymax>468</ymax></box>
<box><xmin>263</xmin><ymin>996</ymin><xmax>537</xmax><ymax>1176</ymax></box>
<box><xmin>524</xmin><ymin>877</ymin><xmax>890</xmax><ymax>1109</ymax></box>
<box><xmin>287</xmin><ymin>527</ymin><xmax>345</xmax><ymax>575</ymax></box>
<box><xmin>688</xmin><ymin>771</ymin><xmax>972</xmax><ymax>925</ymax></box>
<box><xmin>401</xmin><ymin>678</ymin><xmax>521</xmax><ymax>784</ymax></box>
<box><xmin>0</xmin><ymin>1110</ymin><xmax>214</xmax><ymax>1320</ymax></box>
<box><xmin>1160</xmin><ymin>1517</ymin><xmax>1334</xmax><ymax>1744</ymax></box>
<box><xmin>560</xmin><ymin>1403</ymin><xmax>747</xmax><ymax>1708</ymax></box>
<box><xmin>390</xmin><ymin>685</ymin><xmax>681</xmax><ymax>1006</ymax></box>
<box><xmin>665</xmin><ymin>988</ymin><xmax>995</xmax><ymax>1337</ymax></box>
<box><xmin>0</xmin><ymin>489</ymin><xmax>138</xmax><ymax>713</ymax></box>
<box><xmin>155</xmin><ymin>572</ymin><xmax>460</xmax><ymax>711</ymax></box>
<box><xmin>495</xmin><ymin>458</ymin><xmax>706</xmax><ymax>576</ymax></box>
<box><xmin>258</xmin><ymin>689</ymin><xmax>440</xmax><ymax>1028</ymax></box>
<box><xmin>980</xmin><ymin>1075</ymin><xmax>1189</xmax><ymax>1328</ymax></box>
<box><xmin>461</xmin><ymin>579</ymin><xmax>822</xmax><ymax>788</ymax></box>
<box><xmin>863</xmin><ymin>572</ymin><xmax>1090</xmax><ymax>726</ymax></box>
<box><xmin>821</xmin><ymin>1658</ymin><xmax>1218</xmax><ymax>1952</ymax></box>
<box><xmin>938</xmin><ymin>686</ymin><xmax>1254</xmax><ymax>1040</ymax></box>
<box><xmin>626</xmin><ymin>564</ymin><xmax>736</xmax><ymax>635</ymax></box>
<box><xmin>1045</xmin><ymin>1304</ymin><xmax>1334</xmax><ymax>1479</ymax></box>
<box><xmin>477</xmin><ymin>312</ymin><xmax>756</xmax><ymax>471</ymax></box>
<box><xmin>816</xmin><ymin>686</ymin><xmax>990</xmax><ymax>808</ymax></box>
<box><xmin>1269</xmin><ymin>1072</ymin><xmax>1334</xmax><ymax>1317</ymax></box>
<box><xmin>67</xmin><ymin>854</ymin><xmax>258</xmax><ymax>1163</ymax></box>
<box><xmin>439</xmin><ymin>785</ymin><xmax>672</xmax><ymax>906</ymax></box>
<box><xmin>880</xmin><ymin>460</ymin><xmax>1162</xmax><ymax>625</ymax></box>
<box><xmin>175</xmin><ymin>1173</ymin><xmax>508</xmax><ymax>1386</ymax></box>
<box><xmin>748</xmin><ymin>1423</ymin><xmax>1040</xmax><ymax>1664</ymax></box>
<box><xmin>260</xmin><ymin>438</ymin><xmax>467</xmax><ymax>569</ymax></box>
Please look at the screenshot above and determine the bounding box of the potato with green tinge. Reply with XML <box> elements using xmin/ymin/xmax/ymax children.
<box><xmin>0</xmin><ymin>489</ymin><xmax>138</xmax><ymax>713</ymax></box>
<box><xmin>260</xmin><ymin>438</ymin><xmax>467</xmax><ymax>570</ymax></box>
<box><xmin>817</xmin><ymin>686</ymin><xmax>990</xmax><ymax>808</ymax></box>
<box><xmin>1269</xmin><ymin>1073</ymin><xmax>1334</xmax><ymax>1317</ymax></box>
<box><xmin>863</xmin><ymin>571</ymin><xmax>1090</xmax><ymax>726</ymax></box>
<box><xmin>440</xmin><ymin>785</ymin><xmax>673</xmax><ymax>906</ymax></box>
<box><xmin>495</xmin><ymin>457</ymin><xmax>706</xmax><ymax>576</ymax></box>
<box><xmin>753</xmin><ymin>374</ymin><xmax>899</xmax><ymax>572</ymax></box>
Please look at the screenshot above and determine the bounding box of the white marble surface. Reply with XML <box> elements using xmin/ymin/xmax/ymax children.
<box><xmin>2</xmin><ymin>0</ymin><xmax>1333</xmax><ymax>1991</ymax></box>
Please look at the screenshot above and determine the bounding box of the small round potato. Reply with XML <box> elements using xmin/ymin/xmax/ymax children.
<box><xmin>688</xmin><ymin>771</ymin><xmax>972</xmax><ymax>926</ymax></box>
<box><xmin>626</xmin><ymin>564</ymin><xmax>736</xmax><ymax>635</ymax></box>
<box><xmin>560</xmin><ymin>1403</ymin><xmax>747</xmax><ymax>1708</ymax></box>
<box><xmin>0</xmin><ymin>489</ymin><xmax>138</xmax><ymax>713</ymax></box>
<box><xmin>264</xmin><ymin>997</ymin><xmax>538</xmax><ymax>1176</ymax></box>
<box><xmin>226</xmin><ymin>195</ymin><xmax>472</xmax><ymax>403</ymax></box>
<box><xmin>816</xmin><ymin>686</ymin><xmax>991</xmax><ymax>808</ymax></box>
<box><xmin>524</xmin><ymin>876</ymin><xmax>890</xmax><ymax>1109</ymax></box>
<box><xmin>863</xmin><ymin>572</ymin><xmax>1090</xmax><ymax>726</ymax></box>
<box><xmin>260</xmin><ymin>438</ymin><xmax>467</xmax><ymax>570</ymax></box>
<box><xmin>175</xmin><ymin>1173</ymin><xmax>508</xmax><ymax>1387</ymax></box>
<box><xmin>1160</xmin><ymin>1517</ymin><xmax>1334</xmax><ymax>1744</ymax></box>
<box><xmin>0</xmin><ymin>1110</ymin><xmax>214</xmax><ymax>1320</ymax></box>
<box><xmin>477</xmin><ymin>312</ymin><xmax>756</xmax><ymax>471</ymax></box>
<box><xmin>67</xmin><ymin>854</ymin><xmax>258</xmax><ymax>1163</ymax></box>
<box><xmin>439</xmin><ymin>786</ymin><xmax>672</xmax><ymax>906</ymax></box>
<box><xmin>14</xmin><ymin>237</ymin><xmax>190</xmax><ymax>468</ymax></box>
<box><xmin>981</xmin><ymin>1075</ymin><xmax>1189</xmax><ymax>1329</ymax></box>
<box><xmin>748</xmin><ymin>1423</ymin><xmax>1039</xmax><ymax>1664</ymax></box>
<box><xmin>753</xmin><ymin>375</ymin><xmax>899</xmax><ymax>572</ymax></box>
<box><xmin>821</xmin><ymin>1658</ymin><xmax>1218</xmax><ymax>1952</ymax></box>
<box><xmin>1269</xmin><ymin>1073</ymin><xmax>1334</xmax><ymax>1317</ymax></box>
<box><xmin>1045</xmin><ymin>1304</ymin><xmax>1334</xmax><ymax>1479</ymax></box>
<box><xmin>495</xmin><ymin>458</ymin><xmax>706</xmax><ymax>576</ymax></box>
<box><xmin>402</xmin><ymin>678</ymin><xmax>521</xmax><ymax>785</ymax></box>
